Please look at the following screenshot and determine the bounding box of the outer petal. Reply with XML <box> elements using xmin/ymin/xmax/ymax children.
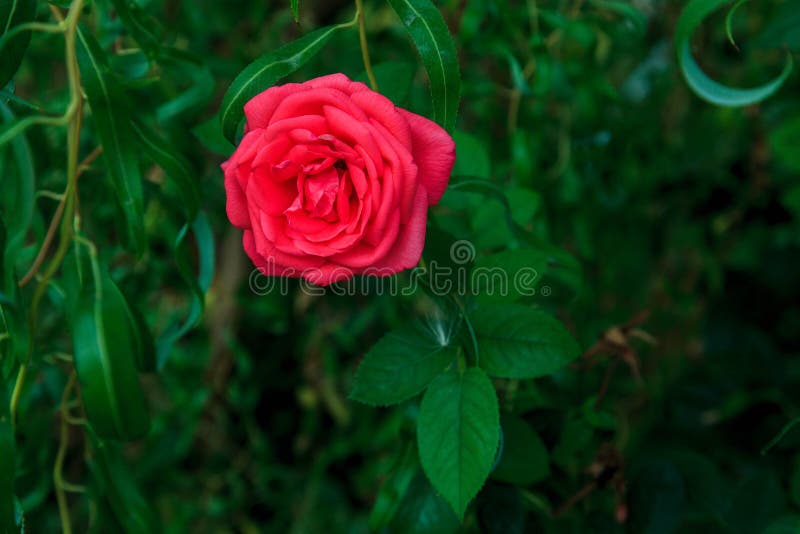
<box><xmin>223</xmin><ymin>160</ymin><xmax>251</xmax><ymax>228</ymax></box>
<box><xmin>308</xmin><ymin>73</ymin><xmax>370</xmax><ymax>96</ymax></box>
<box><xmin>301</xmin><ymin>262</ymin><xmax>355</xmax><ymax>286</ymax></box>
<box><xmin>244</xmin><ymin>83</ymin><xmax>308</xmax><ymax>130</ymax></box>
<box><xmin>350</xmin><ymin>91</ymin><xmax>413</xmax><ymax>149</ymax></box>
<box><xmin>369</xmin><ymin>187</ymin><xmax>428</xmax><ymax>272</ymax></box>
<box><xmin>398</xmin><ymin>109</ymin><xmax>455</xmax><ymax>205</ymax></box>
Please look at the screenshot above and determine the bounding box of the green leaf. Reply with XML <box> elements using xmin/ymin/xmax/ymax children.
<box><xmin>219</xmin><ymin>23</ymin><xmax>347</xmax><ymax>142</ymax></box>
<box><xmin>387</xmin><ymin>0</ymin><xmax>461</xmax><ymax>132</ymax></box>
<box><xmin>418</xmin><ymin>366</ymin><xmax>500</xmax><ymax>519</ymax></box>
<box><xmin>156</xmin><ymin>211</ymin><xmax>215</xmax><ymax>368</ymax></box>
<box><xmin>87</xmin><ymin>430</ymin><xmax>159</xmax><ymax>534</ymax></box>
<box><xmin>763</xmin><ymin>516</ymin><xmax>800</xmax><ymax>534</ymax></box>
<box><xmin>192</xmin><ymin>114</ymin><xmax>234</xmax><ymax>157</ymax></box>
<box><xmin>473</xmin><ymin>249</ymin><xmax>547</xmax><ymax>302</ymax></box>
<box><xmin>355</xmin><ymin>60</ymin><xmax>415</xmax><ymax>105</ymax></box>
<box><xmin>0</xmin><ymin>411</ymin><xmax>15</xmax><ymax>533</ymax></box>
<box><xmin>71</xmin><ymin>249</ymin><xmax>150</xmax><ymax>441</ymax></box>
<box><xmin>76</xmin><ymin>26</ymin><xmax>146</xmax><ymax>257</ymax></box>
<box><xmin>770</xmin><ymin>113</ymin><xmax>800</xmax><ymax>172</ymax></box>
<box><xmin>753</xmin><ymin>0</ymin><xmax>800</xmax><ymax>51</ymax></box>
<box><xmin>130</xmin><ymin>120</ymin><xmax>199</xmax><ymax>220</ymax></box>
<box><xmin>452</xmin><ymin>130</ymin><xmax>490</xmax><ymax>179</ymax></box>
<box><xmin>588</xmin><ymin>0</ymin><xmax>646</xmax><ymax>31</ymax></box>
<box><xmin>107</xmin><ymin>0</ymin><xmax>163</xmax><ymax>57</ymax></box>
<box><xmin>675</xmin><ymin>0</ymin><xmax>793</xmax><ymax>106</ymax></box>
<box><xmin>290</xmin><ymin>0</ymin><xmax>299</xmax><ymax>22</ymax></box>
<box><xmin>388</xmin><ymin>472</ymin><xmax>461</xmax><ymax>534</ymax></box>
<box><xmin>0</xmin><ymin>100</ymin><xmax>34</xmax><ymax>258</ymax></box>
<box><xmin>0</xmin><ymin>0</ymin><xmax>38</xmax><ymax>88</ymax></box>
<box><xmin>368</xmin><ymin>443</ymin><xmax>418</xmax><ymax>531</ymax></box>
<box><xmin>491</xmin><ymin>414</ymin><xmax>549</xmax><ymax>486</ymax></box>
<box><xmin>0</xmin><ymin>215</ymin><xmax>29</xmax><ymax>378</ymax></box>
<box><xmin>128</xmin><ymin>302</ymin><xmax>156</xmax><ymax>373</ymax></box>
<box><xmin>156</xmin><ymin>48</ymin><xmax>214</xmax><ymax>123</ymax></box>
<box><xmin>107</xmin><ymin>0</ymin><xmax>160</xmax><ymax>54</ymax></box>
<box><xmin>724</xmin><ymin>0</ymin><xmax>746</xmax><ymax>48</ymax></box>
<box><xmin>350</xmin><ymin>322</ymin><xmax>457</xmax><ymax>406</ymax></box>
<box><xmin>472</xmin><ymin>303</ymin><xmax>580</xmax><ymax>379</ymax></box>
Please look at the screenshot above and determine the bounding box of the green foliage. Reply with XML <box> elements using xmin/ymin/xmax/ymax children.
<box><xmin>417</xmin><ymin>367</ymin><xmax>500</xmax><ymax>520</ymax></box>
<box><xmin>473</xmin><ymin>303</ymin><xmax>580</xmax><ymax>379</ymax></box>
<box><xmin>349</xmin><ymin>322</ymin><xmax>457</xmax><ymax>406</ymax></box>
<box><xmin>219</xmin><ymin>23</ymin><xmax>351</xmax><ymax>142</ymax></box>
<box><xmin>69</xmin><ymin>243</ymin><xmax>150</xmax><ymax>440</ymax></box>
<box><xmin>675</xmin><ymin>0</ymin><xmax>793</xmax><ymax>106</ymax></box>
<box><xmin>386</xmin><ymin>0</ymin><xmax>460</xmax><ymax>132</ymax></box>
<box><xmin>77</xmin><ymin>26</ymin><xmax>147</xmax><ymax>256</ymax></box>
<box><xmin>0</xmin><ymin>0</ymin><xmax>37</xmax><ymax>88</ymax></box>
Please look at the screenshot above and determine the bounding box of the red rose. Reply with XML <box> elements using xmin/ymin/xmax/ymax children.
<box><xmin>222</xmin><ymin>73</ymin><xmax>456</xmax><ymax>286</ymax></box>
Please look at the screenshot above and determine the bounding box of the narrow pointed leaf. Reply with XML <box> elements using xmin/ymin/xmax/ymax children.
<box><xmin>131</xmin><ymin>120</ymin><xmax>199</xmax><ymax>220</ymax></box>
<box><xmin>76</xmin><ymin>26</ymin><xmax>146</xmax><ymax>256</ymax></box>
<box><xmin>108</xmin><ymin>0</ymin><xmax>163</xmax><ymax>56</ymax></box>
<box><xmin>219</xmin><ymin>24</ymin><xmax>346</xmax><ymax>142</ymax></box>
<box><xmin>71</xmin><ymin>255</ymin><xmax>150</xmax><ymax>441</ymax></box>
<box><xmin>418</xmin><ymin>366</ymin><xmax>500</xmax><ymax>519</ymax></box>
<box><xmin>0</xmin><ymin>0</ymin><xmax>38</xmax><ymax>87</ymax></box>
<box><xmin>156</xmin><ymin>48</ymin><xmax>214</xmax><ymax>123</ymax></box>
<box><xmin>0</xmin><ymin>403</ymin><xmax>15</xmax><ymax>532</ymax></box>
<box><xmin>350</xmin><ymin>323</ymin><xmax>457</xmax><ymax>406</ymax></box>
<box><xmin>87</xmin><ymin>430</ymin><xmax>158</xmax><ymax>533</ymax></box>
<box><xmin>675</xmin><ymin>0</ymin><xmax>793</xmax><ymax>106</ymax></box>
<box><xmin>156</xmin><ymin>211</ymin><xmax>214</xmax><ymax>368</ymax></box>
<box><xmin>472</xmin><ymin>303</ymin><xmax>580</xmax><ymax>379</ymax></box>
<box><xmin>387</xmin><ymin>0</ymin><xmax>461</xmax><ymax>131</ymax></box>
<box><xmin>0</xmin><ymin>100</ymin><xmax>34</xmax><ymax>257</ymax></box>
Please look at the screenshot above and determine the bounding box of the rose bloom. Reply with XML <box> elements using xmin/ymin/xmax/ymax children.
<box><xmin>222</xmin><ymin>73</ymin><xmax>455</xmax><ymax>286</ymax></box>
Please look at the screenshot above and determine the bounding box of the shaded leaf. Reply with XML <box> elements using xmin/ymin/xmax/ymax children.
<box><xmin>389</xmin><ymin>472</ymin><xmax>461</xmax><ymax>534</ymax></box>
<box><xmin>156</xmin><ymin>211</ymin><xmax>214</xmax><ymax>368</ymax></box>
<box><xmin>675</xmin><ymin>0</ymin><xmax>793</xmax><ymax>106</ymax></box>
<box><xmin>473</xmin><ymin>249</ymin><xmax>547</xmax><ymax>302</ymax></box>
<box><xmin>491</xmin><ymin>414</ymin><xmax>549</xmax><ymax>485</ymax></box>
<box><xmin>131</xmin><ymin>120</ymin><xmax>199</xmax><ymax>220</ymax></box>
<box><xmin>87</xmin><ymin>430</ymin><xmax>159</xmax><ymax>533</ymax></box>
<box><xmin>355</xmin><ymin>60</ymin><xmax>415</xmax><ymax>105</ymax></box>
<box><xmin>156</xmin><ymin>48</ymin><xmax>214</xmax><ymax>123</ymax></box>
<box><xmin>108</xmin><ymin>0</ymin><xmax>163</xmax><ymax>56</ymax></box>
<box><xmin>76</xmin><ymin>26</ymin><xmax>146</xmax><ymax>256</ymax></box>
<box><xmin>368</xmin><ymin>443</ymin><xmax>418</xmax><ymax>531</ymax></box>
<box><xmin>0</xmin><ymin>100</ymin><xmax>34</xmax><ymax>257</ymax></box>
<box><xmin>0</xmin><ymin>407</ymin><xmax>15</xmax><ymax>533</ymax></box>
<box><xmin>0</xmin><ymin>0</ymin><xmax>38</xmax><ymax>88</ymax></box>
<box><xmin>71</xmin><ymin>247</ymin><xmax>150</xmax><ymax>441</ymax></box>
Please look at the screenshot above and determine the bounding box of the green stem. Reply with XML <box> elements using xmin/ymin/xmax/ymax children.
<box><xmin>355</xmin><ymin>0</ymin><xmax>378</xmax><ymax>91</ymax></box>
<box><xmin>9</xmin><ymin>364</ymin><xmax>27</xmax><ymax>428</ymax></box>
<box><xmin>53</xmin><ymin>371</ymin><xmax>77</xmax><ymax>534</ymax></box>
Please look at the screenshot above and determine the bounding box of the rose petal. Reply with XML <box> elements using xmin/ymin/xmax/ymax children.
<box><xmin>244</xmin><ymin>83</ymin><xmax>307</xmax><ymax>130</ymax></box>
<box><xmin>350</xmin><ymin>91</ymin><xmax>413</xmax><ymax>148</ymax></box>
<box><xmin>308</xmin><ymin>73</ymin><xmax>370</xmax><ymax>96</ymax></box>
<box><xmin>370</xmin><ymin>186</ymin><xmax>428</xmax><ymax>271</ymax></box>
<box><xmin>398</xmin><ymin>109</ymin><xmax>455</xmax><ymax>205</ymax></box>
<box><xmin>224</xmin><ymin>165</ymin><xmax>250</xmax><ymax>228</ymax></box>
